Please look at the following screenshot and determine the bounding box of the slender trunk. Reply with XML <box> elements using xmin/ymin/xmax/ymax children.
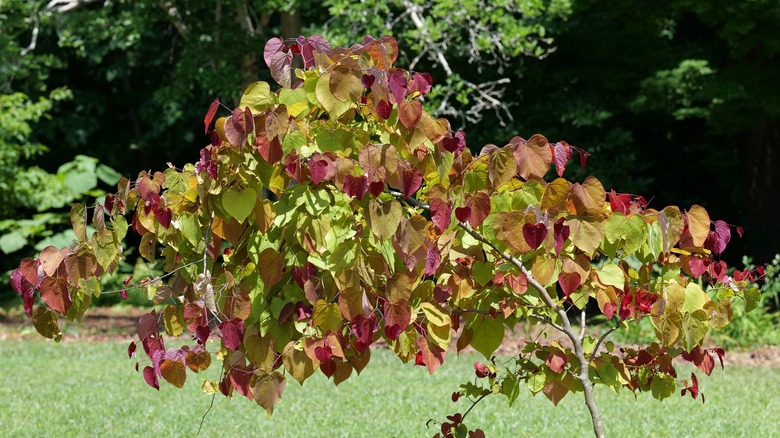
<box><xmin>741</xmin><ymin>118</ymin><xmax>780</xmax><ymax>263</ymax></box>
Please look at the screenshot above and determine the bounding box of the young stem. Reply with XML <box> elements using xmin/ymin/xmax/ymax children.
<box><xmin>391</xmin><ymin>190</ymin><xmax>606</xmax><ymax>437</ymax></box>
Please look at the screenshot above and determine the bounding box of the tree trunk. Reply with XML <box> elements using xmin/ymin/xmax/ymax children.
<box><xmin>741</xmin><ymin>118</ymin><xmax>780</xmax><ymax>264</ymax></box>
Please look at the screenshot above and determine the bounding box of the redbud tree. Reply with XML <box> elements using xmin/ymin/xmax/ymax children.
<box><xmin>10</xmin><ymin>36</ymin><xmax>763</xmax><ymax>437</ymax></box>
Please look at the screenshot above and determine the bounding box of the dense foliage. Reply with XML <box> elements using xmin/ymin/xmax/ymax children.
<box><xmin>11</xmin><ymin>36</ymin><xmax>762</xmax><ymax>436</ymax></box>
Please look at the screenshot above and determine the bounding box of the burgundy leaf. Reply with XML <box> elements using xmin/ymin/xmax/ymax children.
<box><xmin>384</xmin><ymin>323</ymin><xmax>403</xmax><ymax>341</ymax></box>
<box><xmin>309</xmin><ymin>159</ymin><xmax>330</xmax><ymax>185</ymax></box>
<box><xmin>376</xmin><ymin>100</ymin><xmax>392</xmax><ymax>120</ymax></box>
<box><xmin>708</xmin><ymin>261</ymin><xmax>728</xmax><ymax>283</ymax></box>
<box><xmin>388</xmin><ymin>70</ymin><xmax>407</xmax><ymax>103</ymax></box>
<box><xmin>579</xmin><ymin>150</ymin><xmax>590</xmax><ymax>170</ymax></box>
<box><xmin>552</xmin><ymin>141</ymin><xmax>571</xmax><ymax>177</ymax></box>
<box><xmin>553</xmin><ymin>220</ymin><xmax>570</xmax><ymax>256</ymax></box>
<box><xmin>433</xmin><ymin>285</ymin><xmax>451</xmax><ymax>303</ymax></box>
<box><xmin>455</xmin><ymin>206</ymin><xmax>471</xmax><ymax>224</ymax></box>
<box><xmin>411</xmin><ymin>72</ymin><xmax>432</xmax><ymax>95</ymax></box>
<box><xmin>430</xmin><ymin>199</ymin><xmax>452</xmax><ymax>232</ymax></box>
<box><xmin>143</xmin><ymin>366</ymin><xmax>159</xmax><ymax>390</ymax></box>
<box><xmin>362</xmin><ymin>74</ymin><xmax>375</xmax><ymax>89</ymax></box>
<box><xmin>128</xmin><ymin>341</ymin><xmax>137</xmax><ymax>358</ymax></box>
<box><xmin>400</xmin><ymin>166</ymin><xmax>422</xmax><ymax>198</ymax></box>
<box><xmin>474</xmin><ymin>361</ymin><xmax>489</xmax><ymax>378</ymax></box>
<box><xmin>369</xmin><ymin>179</ymin><xmax>385</xmax><ymax>197</ymax></box>
<box><xmin>425</xmin><ymin>246</ymin><xmax>441</xmax><ymax>278</ymax></box>
<box><xmin>320</xmin><ymin>359</ymin><xmax>337</xmax><ymax>378</ymax></box>
<box><xmin>713</xmin><ymin>220</ymin><xmax>731</xmax><ymax>255</ymax></box>
<box><xmin>315</xmin><ymin>346</ymin><xmax>333</xmax><ymax>363</ymax></box>
<box><xmin>120</xmin><ymin>289</ymin><xmax>128</xmax><ymax>300</ymax></box>
<box><xmin>351</xmin><ymin>315</ymin><xmax>376</xmax><ymax>348</ymax></box>
<box><xmin>204</xmin><ymin>98</ymin><xmax>220</xmax><ymax>134</ymax></box>
<box><xmin>219</xmin><ymin>318</ymin><xmax>245</xmax><ymax>351</ymax></box>
<box><xmin>635</xmin><ymin>289</ymin><xmax>658</xmax><ymax>313</ymax></box>
<box><xmin>736</xmin><ymin>226</ymin><xmax>744</xmax><ymax>238</ymax></box>
<box><xmin>195</xmin><ymin>325</ymin><xmax>210</xmax><ymax>344</ymax></box>
<box><xmin>522</xmin><ymin>223</ymin><xmax>548</xmax><ymax>249</ymax></box>
<box><xmin>343</xmin><ymin>174</ymin><xmax>369</xmax><ymax>200</ymax></box>
<box><xmin>557</xmin><ymin>272</ymin><xmax>581</xmax><ymax>296</ymax></box>
<box><xmin>154</xmin><ymin>208</ymin><xmax>172</xmax><ymax>229</ymax></box>
<box><xmin>619</xmin><ymin>293</ymin><xmax>634</xmax><ymax>320</ymax></box>
<box><xmin>270</xmin><ymin>50</ymin><xmax>294</xmax><ymax>87</ymax></box>
<box><xmin>603</xmin><ymin>302</ymin><xmax>617</xmax><ymax>320</ymax></box>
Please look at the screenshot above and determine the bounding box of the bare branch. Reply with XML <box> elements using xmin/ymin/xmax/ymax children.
<box><xmin>20</xmin><ymin>15</ymin><xmax>40</xmax><ymax>56</ymax></box>
<box><xmin>45</xmin><ymin>0</ymin><xmax>100</xmax><ymax>13</ymax></box>
<box><xmin>158</xmin><ymin>0</ymin><xmax>189</xmax><ymax>41</ymax></box>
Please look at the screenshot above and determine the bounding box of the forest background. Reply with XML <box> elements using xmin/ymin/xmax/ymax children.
<box><xmin>2</xmin><ymin>0</ymin><xmax>778</xmax><ymax>305</ymax></box>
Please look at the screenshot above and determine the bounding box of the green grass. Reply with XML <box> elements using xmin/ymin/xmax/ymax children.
<box><xmin>1</xmin><ymin>340</ymin><xmax>778</xmax><ymax>437</ymax></box>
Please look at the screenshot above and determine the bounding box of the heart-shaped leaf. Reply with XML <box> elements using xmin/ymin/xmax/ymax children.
<box><xmin>523</xmin><ymin>223</ymin><xmax>548</xmax><ymax>249</ymax></box>
<box><xmin>222</xmin><ymin>188</ymin><xmax>257</xmax><ymax>223</ymax></box>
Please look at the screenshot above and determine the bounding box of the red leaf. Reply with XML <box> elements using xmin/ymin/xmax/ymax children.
<box><xmin>398</xmin><ymin>100</ymin><xmax>422</xmax><ymax>130</ymax></box>
<box><xmin>552</xmin><ymin>141</ymin><xmax>571</xmax><ymax>177</ymax></box>
<box><xmin>388</xmin><ymin>70</ymin><xmax>407</xmax><ymax>103</ymax></box>
<box><xmin>553</xmin><ymin>220</ymin><xmax>570</xmax><ymax>256</ymax></box>
<box><xmin>369</xmin><ymin>180</ymin><xmax>385</xmax><ymax>197</ymax></box>
<box><xmin>400</xmin><ymin>166</ymin><xmax>422</xmax><ymax>198</ymax></box>
<box><xmin>736</xmin><ymin>226</ymin><xmax>744</xmax><ymax>238</ymax></box>
<box><xmin>204</xmin><ymin>98</ymin><xmax>220</xmax><ymax>134</ymax></box>
<box><xmin>315</xmin><ymin>346</ymin><xmax>333</xmax><ymax>363</ymax></box>
<box><xmin>451</xmin><ymin>391</ymin><xmax>460</xmax><ymax>402</ymax></box>
<box><xmin>362</xmin><ymin>74</ymin><xmax>375</xmax><ymax>89</ymax></box>
<box><xmin>635</xmin><ymin>289</ymin><xmax>658</xmax><ymax>313</ymax></box>
<box><xmin>579</xmin><ymin>150</ymin><xmax>590</xmax><ymax>170</ymax></box>
<box><xmin>441</xmin><ymin>130</ymin><xmax>466</xmax><ymax>156</ymax></box>
<box><xmin>619</xmin><ymin>293</ymin><xmax>634</xmax><ymax>320</ymax></box>
<box><xmin>143</xmin><ymin>366</ymin><xmax>159</xmax><ymax>390</ymax></box>
<box><xmin>39</xmin><ymin>277</ymin><xmax>72</xmax><ymax>315</ymax></box>
<box><xmin>263</xmin><ymin>37</ymin><xmax>286</xmax><ymax>67</ymax></box>
<box><xmin>343</xmin><ymin>174</ymin><xmax>369</xmax><ymax>200</ymax></box>
<box><xmin>256</xmin><ymin>132</ymin><xmax>283</xmax><ymax>164</ymax></box>
<box><xmin>128</xmin><ymin>341</ymin><xmax>137</xmax><ymax>358</ymax></box>
<box><xmin>557</xmin><ymin>272</ymin><xmax>581</xmax><ymax>296</ymax></box>
<box><xmin>154</xmin><ymin>208</ymin><xmax>172</xmax><ymax>229</ymax></box>
<box><xmin>411</xmin><ymin>72</ymin><xmax>432</xmax><ymax>95</ymax></box>
<box><xmin>414</xmin><ymin>351</ymin><xmax>425</xmax><ymax>366</ymax></box>
<box><xmin>219</xmin><ymin>318</ymin><xmax>245</xmax><ymax>351</ymax></box>
<box><xmin>195</xmin><ymin>325</ymin><xmax>210</xmax><ymax>344</ymax></box>
<box><xmin>425</xmin><ymin>246</ymin><xmax>441</xmax><ymax>278</ymax></box>
<box><xmin>455</xmin><ymin>206</ymin><xmax>471</xmax><ymax>224</ymax></box>
<box><xmin>384</xmin><ymin>324</ymin><xmax>403</xmax><ymax>341</ymax></box>
<box><xmin>320</xmin><ymin>359</ymin><xmax>337</xmax><ymax>378</ymax></box>
<box><xmin>464</xmin><ymin>192</ymin><xmax>490</xmax><ymax>228</ymax></box>
<box><xmin>351</xmin><ymin>315</ymin><xmax>376</xmax><ymax>348</ymax></box>
<box><xmin>474</xmin><ymin>361</ymin><xmax>489</xmax><ymax>378</ymax></box>
<box><xmin>689</xmin><ymin>256</ymin><xmax>709</xmax><ymax>278</ymax></box>
<box><xmin>309</xmin><ymin>159</ymin><xmax>330</xmax><ymax>185</ymax></box>
<box><xmin>10</xmin><ymin>268</ymin><xmax>34</xmax><ymax>317</ymax></box>
<box><xmin>522</xmin><ymin>222</ymin><xmax>548</xmax><ymax>249</ymax></box>
<box><xmin>430</xmin><ymin>199</ymin><xmax>452</xmax><ymax>232</ymax></box>
<box><xmin>120</xmin><ymin>289</ymin><xmax>128</xmax><ymax>300</ymax></box>
<box><xmin>376</xmin><ymin>100</ymin><xmax>392</xmax><ymax>119</ymax></box>
<box><xmin>418</xmin><ymin>337</ymin><xmax>445</xmax><ymax>374</ymax></box>
<box><xmin>713</xmin><ymin>220</ymin><xmax>731</xmax><ymax>255</ymax></box>
<box><xmin>603</xmin><ymin>302</ymin><xmax>617</xmax><ymax>320</ymax></box>
<box><xmin>546</xmin><ymin>350</ymin><xmax>567</xmax><ymax>374</ymax></box>
<box><xmin>433</xmin><ymin>285</ymin><xmax>451</xmax><ymax>303</ymax></box>
<box><xmin>708</xmin><ymin>261</ymin><xmax>728</xmax><ymax>282</ymax></box>
<box><xmin>270</xmin><ymin>50</ymin><xmax>293</xmax><ymax>87</ymax></box>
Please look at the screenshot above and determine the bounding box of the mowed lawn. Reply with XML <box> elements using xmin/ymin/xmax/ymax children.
<box><xmin>1</xmin><ymin>340</ymin><xmax>778</xmax><ymax>437</ymax></box>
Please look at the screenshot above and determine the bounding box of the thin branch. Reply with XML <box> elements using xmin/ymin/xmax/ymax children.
<box><xmin>588</xmin><ymin>325</ymin><xmax>619</xmax><ymax>365</ymax></box>
<box><xmin>45</xmin><ymin>0</ymin><xmax>100</xmax><ymax>13</ymax></box>
<box><xmin>158</xmin><ymin>0</ymin><xmax>189</xmax><ymax>41</ymax></box>
<box><xmin>20</xmin><ymin>15</ymin><xmax>40</xmax><ymax>56</ymax></box>
<box><xmin>579</xmin><ymin>309</ymin><xmax>587</xmax><ymax>341</ymax></box>
<box><xmin>461</xmin><ymin>392</ymin><xmax>490</xmax><ymax>423</ymax></box>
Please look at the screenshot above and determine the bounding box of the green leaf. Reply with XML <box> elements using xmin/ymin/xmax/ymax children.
<box><xmin>681</xmin><ymin>282</ymin><xmax>707</xmax><ymax>314</ymax></box>
<box><xmin>222</xmin><ymin>187</ymin><xmax>257</xmax><ymax>224</ymax></box>
<box><xmin>316</xmin><ymin>73</ymin><xmax>351</xmax><ymax>118</ymax></box>
<box><xmin>527</xmin><ymin>371</ymin><xmax>547</xmax><ymax>394</ymax></box>
<box><xmin>469</xmin><ymin>317</ymin><xmax>504</xmax><ymax>359</ymax></box>
<box><xmin>650</xmin><ymin>373</ymin><xmax>676</xmax><ymax>400</ymax></box>
<box><xmin>566</xmin><ymin>215</ymin><xmax>606</xmax><ymax>257</ymax></box>
<box><xmin>178</xmin><ymin>212</ymin><xmax>202</xmax><ymax>247</ymax></box>
<box><xmin>681</xmin><ymin>309</ymin><xmax>708</xmax><ymax>350</ymax></box>
<box><xmin>70</xmin><ymin>203</ymin><xmax>87</xmax><ymax>241</ymax></box>
<box><xmin>96</xmin><ymin>164</ymin><xmax>122</xmax><ymax>185</ymax></box>
<box><xmin>743</xmin><ymin>286</ymin><xmax>761</xmax><ymax>313</ymax></box>
<box><xmin>278</xmin><ymin>88</ymin><xmax>309</xmax><ymax>117</ymax></box>
<box><xmin>596</xmin><ymin>263</ymin><xmax>625</xmax><ymax>290</ymax></box>
<box><xmin>502</xmin><ymin>374</ymin><xmax>521</xmax><ymax>406</ymax></box>
<box><xmin>240</xmin><ymin>81</ymin><xmax>274</xmax><ymax>113</ymax></box>
<box><xmin>0</xmin><ymin>231</ymin><xmax>27</xmax><ymax>254</ymax></box>
<box><xmin>312</xmin><ymin>299</ymin><xmax>342</xmax><ymax>333</ymax></box>
<box><xmin>472</xmin><ymin>261</ymin><xmax>494</xmax><ymax>287</ymax></box>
